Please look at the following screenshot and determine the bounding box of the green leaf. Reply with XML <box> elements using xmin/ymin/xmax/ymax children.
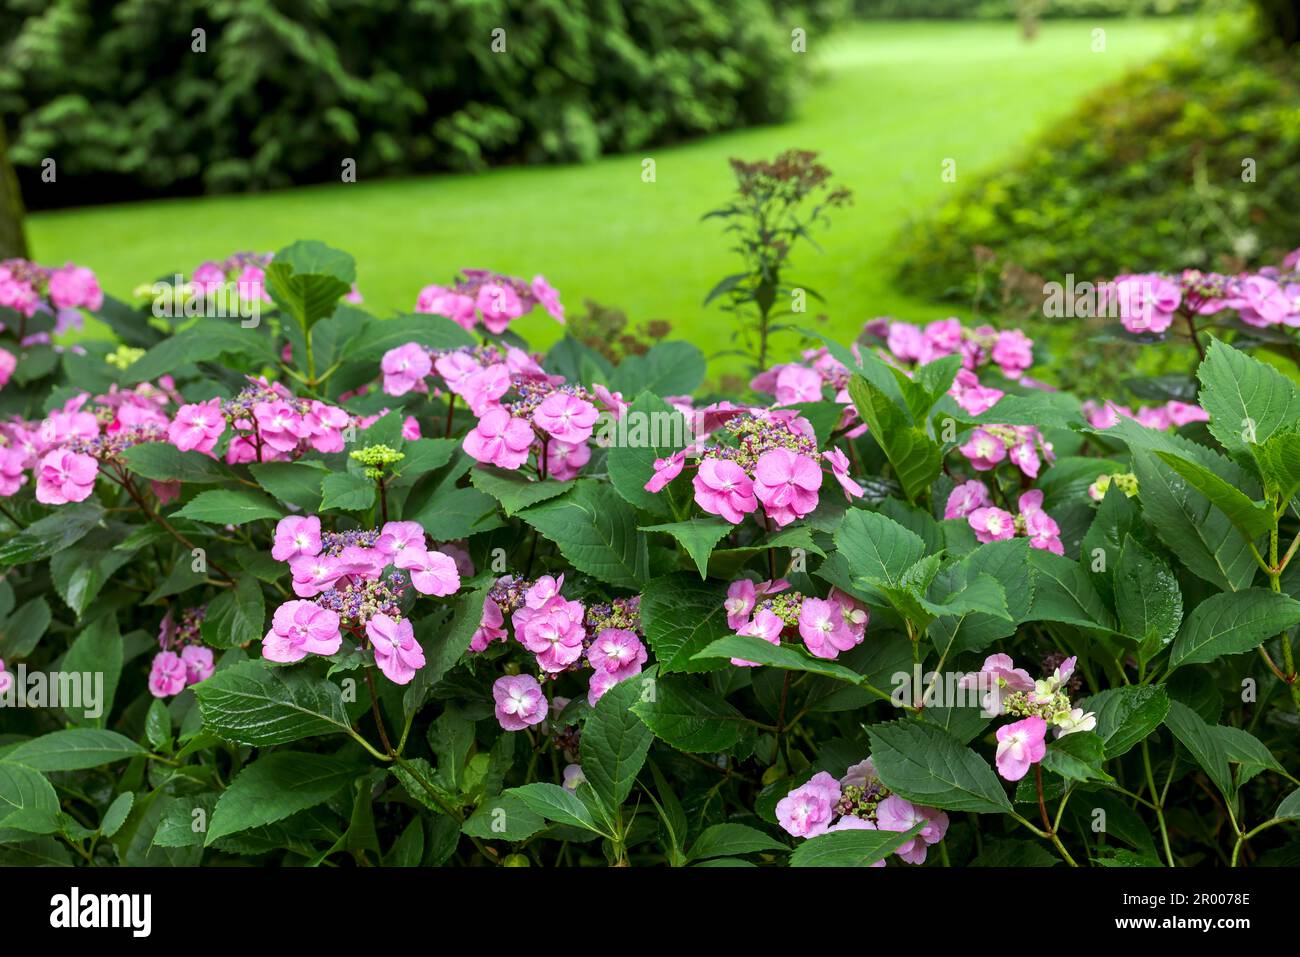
<box><xmin>580</xmin><ymin>672</ymin><xmax>653</xmax><ymax>811</ymax></box>
<box><xmin>173</xmin><ymin>489</ymin><xmax>281</xmax><ymax>525</ymax></box>
<box><xmin>1026</xmin><ymin>549</ymin><xmax>1116</xmax><ymax>631</ymax></box>
<box><xmin>518</xmin><ymin>481</ymin><xmax>649</xmax><ymax>589</ymax></box>
<box><xmin>1084</xmin><ymin>685</ymin><xmax>1170</xmax><ymax>759</ymax></box>
<box><xmin>462</xmin><ymin>793</ymin><xmax>545</xmax><ymax>842</ymax></box>
<box><xmin>1155</xmin><ymin>451</ymin><xmax>1274</xmax><ymax>541</ymax></box>
<box><xmin>0</xmin><ymin>763</ymin><xmax>59</xmax><ymax>834</ymax></box>
<box><xmin>927</xmin><ymin>538</ymin><xmax>1034</xmax><ymax>658</ymax></box>
<box><xmin>833</xmin><ymin>508</ymin><xmax>926</xmax><ymax>593</ymax></box>
<box><xmin>5</xmin><ymin>730</ymin><xmax>146</xmax><ymax>771</ymax></box>
<box><xmin>847</xmin><ymin>375</ymin><xmax>942</xmax><ymax>503</ymax></box>
<box><xmin>1041</xmin><ymin>732</ymin><xmax>1112</xmax><ymax>783</ymax></box>
<box><xmin>265</xmin><ymin>240</ymin><xmax>356</xmax><ymax>332</ymax></box>
<box><xmin>470</xmin><ymin>466</ymin><xmax>572</xmax><ymax>516</ymax></box>
<box><xmin>640</xmin><ymin>519</ymin><xmax>732</xmax><ymax>579</ymax></box>
<box><xmin>605</xmin><ymin>391</ymin><xmax>689</xmax><ymax>517</ymax></box>
<box><xmin>350</xmin><ymin>313</ymin><xmax>476</xmax><ymax>363</ymax></box>
<box><xmin>320</xmin><ymin>472</ymin><xmax>376</xmax><ymax>512</ymax></box>
<box><xmin>1168</xmin><ymin>589</ymin><xmax>1300</xmax><ymax>670</ymax></box>
<box><xmin>206</xmin><ymin>752</ymin><xmax>357</xmax><ymax>845</ymax></box>
<box><xmin>693</xmin><ymin>635</ymin><xmax>865</xmax><ymax>684</ymax></box>
<box><xmin>1251</xmin><ymin>432</ymin><xmax>1300</xmax><ymax>503</ymax></box>
<box><xmin>1113</xmin><ymin>536</ymin><xmax>1182</xmax><ymax>648</ymax></box>
<box><xmin>789</xmin><ymin>821</ymin><xmax>924</xmax><ymax>867</ymax></box>
<box><xmin>120</xmin><ymin>442</ymin><xmax>231</xmax><ymax>484</ymax></box>
<box><xmin>504</xmin><ymin>783</ymin><xmax>608</xmax><ymax>836</ymax></box>
<box><xmin>249</xmin><ymin>461</ymin><xmax>328</xmax><ymax>511</ymax></box>
<box><xmin>630</xmin><ymin>671</ymin><xmax>746</xmax><ymax>753</ymax></box>
<box><xmin>60</xmin><ymin>615</ymin><xmax>122</xmax><ymax>726</ymax></box>
<box><xmin>640</xmin><ymin>574</ymin><xmax>733</xmax><ymax>674</ymax></box>
<box><xmin>201</xmin><ymin>576</ymin><xmax>266</xmax><ymax>649</ymax></box>
<box><xmin>193</xmin><ymin>660</ymin><xmax>354</xmax><ymax>747</ymax></box>
<box><xmin>50</xmin><ymin>539</ymin><xmax>135</xmax><ymax>619</ymax></box>
<box><xmin>609</xmin><ymin>340</ymin><xmax>706</xmax><ymax>397</ymax></box>
<box><xmin>688</xmin><ymin>823</ymin><xmax>787</xmax><ymax>861</ymax></box>
<box><xmin>1197</xmin><ymin>338</ymin><xmax>1300</xmax><ymax>460</ymax></box>
<box><xmin>123</xmin><ymin>321</ymin><xmax>275</xmax><ymax>384</ymax></box>
<box><xmin>99</xmin><ymin>792</ymin><xmax>134</xmax><ymax>838</ymax></box>
<box><xmin>1163</xmin><ymin>700</ymin><xmax>1232</xmax><ymax>799</ymax></box>
<box><xmin>868</xmin><ymin>721</ymin><xmax>1012</xmax><ymax>814</ymax></box>
<box><xmin>0</xmin><ymin>502</ymin><xmax>104</xmax><ymax>566</ymax></box>
<box><xmin>0</xmin><ymin>597</ymin><xmax>51</xmax><ymax>659</ymax></box>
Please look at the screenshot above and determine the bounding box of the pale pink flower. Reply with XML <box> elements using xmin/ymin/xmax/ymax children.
<box><xmin>289</xmin><ymin>553</ymin><xmax>343</xmax><ymax>598</ymax></box>
<box><xmin>959</xmin><ymin>429</ymin><xmax>1006</xmax><ymax>471</ymax></box>
<box><xmin>968</xmin><ymin>506</ymin><xmax>1015</xmax><ymax>543</ymax></box>
<box><xmin>35</xmin><ymin>449</ymin><xmax>97</xmax><ymax>504</ymax></box>
<box><xmin>0</xmin><ymin>446</ymin><xmax>29</xmax><ymax>497</ymax></box>
<box><xmin>531</xmin><ymin>275</ymin><xmax>565</xmax><ymax>323</ymax></box>
<box><xmin>532</xmin><ymin>392</ymin><xmax>598</xmax><ymax>445</ymax></box>
<box><xmin>514</xmin><ymin>599</ymin><xmax>586</xmax><ymax>672</ymax></box>
<box><xmin>181</xmin><ymin>646</ymin><xmax>215</xmax><ymax>685</ymax></box>
<box><xmin>545</xmin><ymin>439</ymin><xmax>590</xmax><ymax>481</ymax></box>
<box><xmin>799</xmin><ymin>597</ymin><xmax>860</xmax><ymax>659</ymax></box>
<box><xmin>476</xmin><ymin>283</ymin><xmax>524</xmax><ymax>334</ymax></box>
<box><xmin>562</xmin><ymin>763</ymin><xmax>586</xmax><ymax>791</ymax></box>
<box><xmin>262</xmin><ymin>600</ymin><xmax>342</xmax><ymax>662</ymax></box>
<box><xmin>416</xmin><ymin>285</ymin><xmax>477</xmax><ymax>329</ymax></box>
<box><xmin>397</xmin><ymin>548</ymin><xmax>461</xmax><ymax>596</ymax></box>
<box><xmin>0</xmin><ymin>348</ymin><xmax>16</xmax><ymax>389</ymax></box>
<box><xmin>381</xmin><ymin>343</ymin><xmax>432</xmax><ymax>396</ymax></box>
<box><xmin>991</xmin><ymin>329</ymin><xmax>1033</xmax><ymax>379</ymax></box>
<box><xmin>945</xmin><ymin>479</ymin><xmax>991</xmax><ymax>519</ymax></box>
<box><xmin>876</xmin><ymin>795</ymin><xmax>949</xmax><ymax>865</ymax></box>
<box><xmin>823</xmin><ymin>447</ymin><xmax>864</xmax><ymax>499</ymax></box>
<box><xmin>995</xmin><ymin>716</ymin><xmax>1048</xmax><ymax>781</ymax></box>
<box><xmin>775</xmin><ymin>772</ymin><xmax>841</xmax><ymax>838</ymax></box>
<box><xmin>493</xmin><ymin>674</ymin><xmax>547</xmax><ymax>731</ymax></box>
<box><xmin>752</xmin><ymin>448</ymin><xmax>822</xmax><ymax>527</ymax></box>
<box><xmin>272</xmin><ymin>515</ymin><xmax>322</xmax><ymax>562</ymax></box>
<box><xmin>732</xmin><ymin>608</ymin><xmax>783</xmax><ymax>667</ymax></box>
<box><xmin>367</xmin><ymin>613</ymin><xmax>425</xmax><ymax>685</ymax></box>
<box><xmin>148</xmin><ymin>651</ymin><xmax>188</xmax><ymax>698</ymax></box>
<box><xmin>253</xmin><ymin>400</ymin><xmax>306</xmax><ymax>453</ymax></box>
<box><xmin>375</xmin><ymin>521</ymin><xmax>426</xmax><ymax>562</ymax></box>
<box><xmin>471</xmin><ymin>595</ymin><xmax>508</xmax><ymax>653</ymax></box>
<box><xmin>587</xmin><ymin>628</ymin><xmax>647</xmax><ymax>679</ymax></box>
<box><xmin>460</xmin><ymin>363</ymin><xmax>511</xmax><ymax>415</ymax></box>
<box><xmin>693</xmin><ymin>458</ymin><xmax>757</xmax><ymax>524</ymax></box>
<box><xmin>47</xmin><ymin>264</ymin><xmax>103</xmax><ymax>311</ymax></box>
<box><xmin>463</xmin><ymin>408</ymin><xmax>535</xmax><ymax>470</ymax></box>
<box><xmin>644</xmin><ymin>450</ymin><xmax>686</xmax><ymax>493</ymax></box>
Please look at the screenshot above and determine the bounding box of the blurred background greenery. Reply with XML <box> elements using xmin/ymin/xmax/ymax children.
<box><xmin>1</xmin><ymin>0</ymin><xmax>1296</xmax><ymax>382</ymax></box>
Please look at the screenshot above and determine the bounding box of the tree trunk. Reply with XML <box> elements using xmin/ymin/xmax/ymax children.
<box><xmin>0</xmin><ymin>122</ymin><xmax>29</xmax><ymax>260</ymax></box>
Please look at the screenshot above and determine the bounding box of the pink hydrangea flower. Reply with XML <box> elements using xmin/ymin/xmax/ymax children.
<box><xmin>968</xmin><ymin>506</ymin><xmax>1015</xmax><ymax>543</ymax></box>
<box><xmin>1112</xmin><ymin>273</ymin><xmax>1180</xmax><ymax>334</ymax></box>
<box><xmin>35</xmin><ymin>449</ymin><xmax>97</xmax><ymax>504</ymax></box>
<box><xmin>0</xmin><ymin>348</ymin><xmax>16</xmax><ymax>390</ymax></box>
<box><xmin>995</xmin><ymin>716</ymin><xmax>1048</xmax><ymax>781</ymax></box>
<box><xmin>991</xmin><ymin>329</ymin><xmax>1033</xmax><ymax>379</ymax></box>
<box><xmin>945</xmin><ymin>479</ymin><xmax>991</xmax><ymax>519</ymax></box>
<box><xmin>272</xmin><ymin>515</ymin><xmax>322</xmax><ymax>562</ymax></box>
<box><xmin>823</xmin><ymin>447</ymin><xmax>864</xmax><ymax>499</ymax></box>
<box><xmin>166</xmin><ymin>397</ymin><xmax>224</xmax><ymax>455</ymax></box>
<box><xmin>587</xmin><ymin>628</ymin><xmax>647</xmax><ymax>679</ymax></box>
<box><xmin>1166</xmin><ymin>400</ymin><xmax>1208</xmax><ymax>427</ymax></box>
<box><xmin>1018</xmin><ymin>490</ymin><xmax>1063</xmax><ymax>555</ymax></box>
<box><xmin>562</xmin><ymin>763</ymin><xmax>586</xmax><ymax>791</ymax></box>
<box><xmin>0</xmin><ymin>446</ymin><xmax>28</xmax><ymax>497</ymax></box>
<box><xmin>875</xmin><ymin>795</ymin><xmax>949</xmax><ymax>865</ymax></box>
<box><xmin>531</xmin><ymin>275</ymin><xmax>565</xmax><ymax>323</ymax></box>
<box><xmin>959</xmin><ymin>429</ymin><xmax>1006</xmax><ymax>471</ymax></box>
<box><xmin>366</xmin><ymin>613</ymin><xmax>425</xmax><ymax>685</ymax></box>
<box><xmin>493</xmin><ymin>673</ymin><xmax>547</xmax><ymax>731</ymax></box>
<box><xmin>416</xmin><ymin>285</ymin><xmax>477</xmax><ymax>329</ymax></box>
<box><xmin>774</xmin><ymin>365</ymin><xmax>823</xmax><ymax>405</ymax></box>
<box><xmin>732</xmin><ymin>608</ymin><xmax>783</xmax><ymax>667</ymax></box>
<box><xmin>753</xmin><ymin>448</ymin><xmax>822</xmax><ymax>527</ymax></box>
<box><xmin>476</xmin><ymin>283</ymin><xmax>524</xmax><ymax>334</ymax></box>
<box><xmin>950</xmin><ymin>369</ymin><xmax>1003</xmax><ymax>416</ymax></box>
<box><xmin>374</xmin><ymin>521</ymin><xmax>426</xmax><ymax>562</ymax></box>
<box><xmin>775</xmin><ymin>772</ymin><xmax>841</xmax><ymax>838</ymax></box>
<box><xmin>397</xmin><ymin>548</ymin><xmax>462</xmax><ymax>596</ymax></box>
<box><xmin>587</xmin><ymin>667</ymin><xmax>625</xmax><ymax>706</ymax></box>
<box><xmin>47</xmin><ymin>264</ymin><xmax>103</xmax><ymax>311</ymax></box>
<box><xmin>693</xmin><ymin>458</ymin><xmax>758</xmax><ymax>524</ymax></box>
<box><xmin>263</xmin><ymin>601</ymin><xmax>342</xmax><ymax>662</ymax></box>
<box><xmin>460</xmin><ymin>363</ymin><xmax>512</xmax><ymax>415</ymax></box>
<box><xmin>380</xmin><ymin>343</ymin><xmax>432</xmax><ymax>396</ymax></box>
<box><xmin>724</xmin><ymin>579</ymin><xmax>758</xmax><ymax>630</ymax></box>
<box><xmin>471</xmin><ymin>595</ymin><xmax>508</xmax><ymax>653</ymax></box>
<box><xmin>464</xmin><ymin>408</ymin><xmax>534</xmax><ymax>470</ymax></box>
<box><xmin>0</xmin><ymin>658</ymin><xmax>11</xmax><ymax>696</ymax></box>
<box><xmin>289</xmin><ymin>553</ymin><xmax>343</xmax><ymax>598</ymax></box>
<box><xmin>253</xmin><ymin>400</ymin><xmax>306</xmax><ymax>453</ymax></box>
<box><xmin>181</xmin><ymin>646</ymin><xmax>215</xmax><ymax>685</ymax></box>
<box><xmin>828</xmin><ymin>588</ymin><xmax>869</xmax><ymax>642</ymax></box>
<box><xmin>148</xmin><ymin>651</ymin><xmax>188</xmax><ymax>698</ymax></box>
<box><xmin>545</xmin><ymin>439</ymin><xmax>590</xmax><ymax>481</ymax></box>
<box><xmin>798</xmin><ymin>597</ymin><xmax>861</xmax><ymax>660</ymax></box>
<box><xmin>644</xmin><ymin>450</ymin><xmax>686</xmax><ymax>493</ymax></box>
<box><xmin>514</xmin><ymin>599</ymin><xmax>586</xmax><ymax>672</ymax></box>
<box><xmin>532</xmin><ymin>392</ymin><xmax>598</xmax><ymax>445</ymax></box>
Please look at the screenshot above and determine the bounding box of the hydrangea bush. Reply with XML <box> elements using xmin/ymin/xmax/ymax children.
<box><xmin>2</xmin><ymin>237</ymin><xmax>1300</xmax><ymax>868</ymax></box>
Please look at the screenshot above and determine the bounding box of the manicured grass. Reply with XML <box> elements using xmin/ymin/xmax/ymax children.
<box><xmin>28</xmin><ymin>19</ymin><xmax>1188</xmax><ymax>372</ymax></box>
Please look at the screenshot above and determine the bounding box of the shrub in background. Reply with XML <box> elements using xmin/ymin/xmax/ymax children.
<box><xmin>0</xmin><ymin>0</ymin><xmax>841</xmax><ymax>208</ymax></box>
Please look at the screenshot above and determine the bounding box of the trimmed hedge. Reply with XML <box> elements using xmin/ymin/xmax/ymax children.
<box><xmin>0</xmin><ymin>0</ymin><xmax>842</xmax><ymax>209</ymax></box>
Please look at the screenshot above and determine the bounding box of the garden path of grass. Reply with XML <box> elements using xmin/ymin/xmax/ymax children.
<box><xmin>28</xmin><ymin>19</ymin><xmax>1188</xmax><ymax>374</ymax></box>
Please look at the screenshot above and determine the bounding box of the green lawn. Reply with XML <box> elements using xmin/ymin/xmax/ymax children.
<box><xmin>29</xmin><ymin>18</ymin><xmax>1188</xmax><ymax>372</ymax></box>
